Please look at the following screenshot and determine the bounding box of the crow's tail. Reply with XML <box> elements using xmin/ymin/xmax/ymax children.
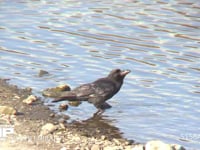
<box><xmin>52</xmin><ymin>92</ymin><xmax>77</xmax><ymax>102</ymax></box>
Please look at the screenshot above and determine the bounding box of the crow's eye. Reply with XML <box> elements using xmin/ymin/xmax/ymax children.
<box><xmin>115</xmin><ymin>69</ymin><xmax>121</xmax><ymax>73</ymax></box>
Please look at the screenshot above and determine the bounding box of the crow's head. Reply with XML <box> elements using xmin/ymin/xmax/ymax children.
<box><xmin>108</xmin><ymin>69</ymin><xmax>130</xmax><ymax>82</ymax></box>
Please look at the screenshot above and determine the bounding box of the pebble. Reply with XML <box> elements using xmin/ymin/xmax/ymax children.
<box><xmin>113</xmin><ymin>138</ymin><xmax>121</xmax><ymax>145</ymax></box>
<box><xmin>104</xmin><ymin>146</ymin><xmax>123</xmax><ymax>150</ymax></box>
<box><xmin>40</xmin><ymin>123</ymin><xmax>58</xmax><ymax>136</ymax></box>
<box><xmin>57</xmin><ymin>84</ymin><xmax>71</xmax><ymax>91</ymax></box>
<box><xmin>42</xmin><ymin>84</ymin><xmax>71</xmax><ymax>97</ymax></box>
<box><xmin>0</xmin><ymin>105</ymin><xmax>17</xmax><ymax>115</ymax></box>
<box><xmin>23</xmin><ymin>95</ymin><xmax>38</xmax><ymax>105</ymax></box>
<box><xmin>13</xmin><ymin>95</ymin><xmax>20</xmax><ymax>100</ymax></box>
<box><xmin>62</xmin><ymin>115</ymin><xmax>70</xmax><ymax>120</ymax></box>
<box><xmin>58</xmin><ymin>118</ymin><xmax>66</xmax><ymax>124</ymax></box>
<box><xmin>91</xmin><ymin>144</ymin><xmax>100</xmax><ymax>150</ymax></box>
<box><xmin>55</xmin><ymin>137</ymin><xmax>63</xmax><ymax>143</ymax></box>
<box><xmin>101</xmin><ymin>135</ymin><xmax>106</xmax><ymax>140</ymax></box>
<box><xmin>38</xmin><ymin>70</ymin><xmax>49</xmax><ymax>77</ymax></box>
<box><xmin>68</xmin><ymin>101</ymin><xmax>81</xmax><ymax>107</ymax></box>
<box><xmin>59</xmin><ymin>103</ymin><xmax>68</xmax><ymax>111</ymax></box>
<box><xmin>171</xmin><ymin>144</ymin><xmax>186</xmax><ymax>150</ymax></box>
<box><xmin>125</xmin><ymin>139</ymin><xmax>134</xmax><ymax>145</ymax></box>
<box><xmin>145</xmin><ymin>140</ymin><xmax>172</xmax><ymax>150</ymax></box>
<box><xmin>124</xmin><ymin>145</ymin><xmax>135</xmax><ymax>150</ymax></box>
<box><xmin>59</xmin><ymin>123</ymin><xmax>66</xmax><ymax>129</ymax></box>
<box><xmin>132</xmin><ymin>144</ymin><xmax>145</xmax><ymax>150</ymax></box>
<box><xmin>25</xmin><ymin>87</ymin><xmax>32</xmax><ymax>92</ymax></box>
<box><xmin>60</xmin><ymin>147</ymin><xmax>67</xmax><ymax>150</ymax></box>
<box><xmin>49</xmin><ymin>113</ymin><xmax>55</xmax><ymax>117</ymax></box>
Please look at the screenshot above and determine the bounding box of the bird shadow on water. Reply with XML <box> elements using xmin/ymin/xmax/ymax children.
<box><xmin>68</xmin><ymin>112</ymin><xmax>124</xmax><ymax>140</ymax></box>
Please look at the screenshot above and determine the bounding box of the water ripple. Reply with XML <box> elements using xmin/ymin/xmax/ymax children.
<box><xmin>0</xmin><ymin>0</ymin><xmax>199</xmax><ymax>149</ymax></box>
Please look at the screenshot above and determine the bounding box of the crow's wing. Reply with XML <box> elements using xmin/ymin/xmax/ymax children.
<box><xmin>53</xmin><ymin>83</ymin><xmax>96</xmax><ymax>102</ymax></box>
<box><xmin>54</xmin><ymin>78</ymin><xmax>116</xmax><ymax>104</ymax></box>
<box><xmin>87</xmin><ymin>79</ymin><xmax>117</xmax><ymax>107</ymax></box>
<box><xmin>72</xmin><ymin>83</ymin><xmax>96</xmax><ymax>100</ymax></box>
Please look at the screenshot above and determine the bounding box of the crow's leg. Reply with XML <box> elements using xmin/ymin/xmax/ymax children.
<box><xmin>93</xmin><ymin>102</ymin><xmax>112</xmax><ymax>116</ymax></box>
<box><xmin>93</xmin><ymin>108</ymin><xmax>105</xmax><ymax>116</ymax></box>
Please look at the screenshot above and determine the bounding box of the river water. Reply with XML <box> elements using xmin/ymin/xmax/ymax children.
<box><xmin>0</xmin><ymin>0</ymin><xmax>199</xmax><ymax>149</ymax></box>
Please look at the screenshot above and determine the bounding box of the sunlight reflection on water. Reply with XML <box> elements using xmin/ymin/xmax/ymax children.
<box><xmin>0</xmin><ymin>0</ymin><xmax>199</xmax><ymax>149</ymax></box>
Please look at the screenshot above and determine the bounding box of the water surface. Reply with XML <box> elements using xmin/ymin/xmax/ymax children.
<box><xmin>0</xmin><ymin>0</ymin><xmax>200</xmax><ymax>149</ymax></box>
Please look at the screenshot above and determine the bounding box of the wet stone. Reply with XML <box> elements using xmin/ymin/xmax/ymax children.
<box><xmin>22</xmin><ymin>95</ymin><xmax>38</xmax><ymax>105</ymax></box>
<box><xmin>132</xmin><ymin>144</ymin><xmax>144</xmax><ymax>150</ymax></box>
<box><xmin>113</xmin><ymin>138</ymin><xmax>121</xmax><ymax>145</ymax></box>
<box><xmin>125</xmin><ymin>139</ymin><xmax>134</xmax><ymax>145</ymax></box>
<box><xmin>40</xmin><ymin>123</ymin><xmax>58</xmax><ymax>136</ymax></box>
<box><xmin>49</xmin><ymin>113</ymin><xmax>55</xmax><ymax>117</ymax></box>
<box><xmin>42</xmin><ymin>84</ymin><xmax>71</xmax><ymax>97</ymax></box>
<box><xmin>38</xmin><ymin>70</ymin><xmax>49</xmax><ymax>77</ymax></box>
<box><xmin>104</xmin><ymin>146</ymin><xmax>123</xmax><ymax>150</ymax></box>
<box><xmin>91</xmin><ymin>144</ymin><xmax>101</xmax><ymax>150</ymax></box>
<box><xmin>124</xmin><ymin>145</ymin><xmax>135</xmax><ymax>150</ymax></box>
<box><xmin>68</xmin><ymin>101</ymin><xmax>81</xmax><ymax>107</ymax></box>
<box><xmin>101</xmin><ymin>135</ymin><xmax>106</xmax><ymax>140</ymax></box>
<box><xmin>60</xmin><ymin>147</ymin><xmax>67</xmax><ymax>150</ymax></box>
<box><xmin>62</xmin><ymin>115</ymin><xmax>70</xmax><ymax>120</ymax></box>
<box><xmin>58</xmin><ymin>118</ymin><xmax>67</xmax><ymax>124</ymax></box>
<box><xmin>59</xmin><ymin>103</ymin><xmax>68</xmax><ymax>111</ymax></box>
<box><xmin>145</xmin><ymin>140</ymin><xmax>172</xmax><ymax>150</ymax></box>
<box><xmin>0</xmin><ymin>105</ymin><xmax>17</xmax><ymax>115</ymax></box>
<box><xmin>170</xmin><ymin>144</ymin><xmax>186</xmax><ymax>150</ymax></box>
<box><xmin>59</xmin><ymin>123</ymin><xmax>66</xmax><ymax>129</ymax></box>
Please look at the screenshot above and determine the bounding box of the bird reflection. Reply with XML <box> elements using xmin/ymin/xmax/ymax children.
<box><xmin>69</xmin><ymin>113</ymin><xmax>123</xmax><ymax>140</ymax></box>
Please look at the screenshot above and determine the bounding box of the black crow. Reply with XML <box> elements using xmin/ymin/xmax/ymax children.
<box><xmin>52</xmin><ymin>69</ymin><xmax>130</xmax><ymax>114</ymax></box>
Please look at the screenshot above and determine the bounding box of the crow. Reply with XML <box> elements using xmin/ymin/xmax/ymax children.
<box><xmin>52</xmin><ymin>69</ymin><xmax>130</xmax><ymax>114</ymax></box>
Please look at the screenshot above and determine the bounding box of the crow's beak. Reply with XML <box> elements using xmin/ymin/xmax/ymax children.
<box><xmin>120</xmin><ymin>70</ymin><xmax>131</xmax><ymax>76</ymax></box>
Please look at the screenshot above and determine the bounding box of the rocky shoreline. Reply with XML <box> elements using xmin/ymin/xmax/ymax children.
<box><xmin>0</xmin><ymin>79</ymin><xmax>185</xmax><ymax>150</ymax></box>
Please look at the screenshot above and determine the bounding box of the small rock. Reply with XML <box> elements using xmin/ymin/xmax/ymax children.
<box><xmin>38</xmin><ymin>70</ymin><xmax>49</xmax><ymax>77</ymax></box>
<box><xmin>101</xmin><ymin>135</ymin><xmax>106</xmax><ymax>140</ymax></box>
<box><xmin>68</xmin><ymin>101</ymin><xmax>82</xmax><ymax>107</ymax></box>
<box><xmin>125</xmin><ymin>139</ymin><xmax>134</xmax><ymax>145</ymax></box>
<box><xmin>124</xmin><ymin>145</ymin><xmax>134</xmax><ymax>150</ymax></box>
<box><xmin>104</xmin><ymin>146</ymin><xmax>123</xmax><ymax>150</ymax></box>
<box><xmin>57</xmin><ymin>84</ymin><xmax>71</xmax><ymax>91</ymax></box>
<box><xmin>59</xmin><ymin>123</ymin><xmax>66</xmax><ymax>129</ymax></box>
<box><xmin>55</xmin><ymin>137</ymin><xmax>63</xmax><ymax>143</ymax></box>
<box><xmin>25</xmin><ymin>87</ymin><xmax>32</xmax><ymax>92</ymax></box>
<box><xmin>91</xmin><ymin>144</ymin><xmax>100</xmax><ymax>150</ymax></box>
<box><xmin>59</xmin><ymin>103</ymin><xmax>68</xmax><ymax>111</ymax></box>
<box><xmin>0</xmin><ymin>106</ymin><xmax>17</xmax><ymax>115</ymax></box>
<box><xmin>113</xmin><ymin>138</ymin><xmax>121</xmax><ymax>145</ymax></box>
<box><xmin>23</xmin><ymin>95</ymin><xmax>38</xmax><ymax>105</ymax></box>
<box><xmin>42</xmin><ymin>84</ymin><xmax>71</xmax><ymax>97</ymax></box>
<box><xmin>62</xmin><ymin>115</ymin><xmax>70</xmax><ymax>120</ymax></box>
<box><xmin>58</xmin><ymin>118</ymin><xmax>66</xmax><ymax>124</ymax></box>
<box><xmin>146</xmin><ymin>140</ymin><xmax>172</xmax><ymax>150</ymax></box>
<box><xmin>49</xmin><ymin>113</ymin><xmax>55</xmax><ymax>117</ymax></box>
<box><xmin>40</xmin><ymin>123</ymin><xmax>58</xmax><ymax>136</ymax></box>
<box><xmin>73</xmin><ymin>136</ymin><xmax>81</xmax><ymax>141</ymax></box>
<box><xmin>60</xmin><ymin>147</ymin><xmax>67</xmax><ymax>150</ymax></box>
<box><xmin>171</xmin><ymin>144</ymin><xmax>186</xmax><ymax>150</ymax></box>
<box><xmin>132</xmin><ymin>144</ymin><xmax>145</xmax><ymax>150</ymax></box>
<box><xmin>13</xmin><ymin>95</ymin><xmax>20</xmax><ymax>100</ymax></box>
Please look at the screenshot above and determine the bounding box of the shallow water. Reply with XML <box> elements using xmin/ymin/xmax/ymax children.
<box><xmin>0</xmin><ymin>0</ymin><xmax>200</xmax><ymax>149</ymax></box>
